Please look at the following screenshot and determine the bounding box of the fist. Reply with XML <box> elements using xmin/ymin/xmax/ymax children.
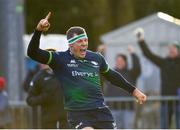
<box><xmin>132</xmin><ymin>88</ymin><xmax>147</xmax><ymax>104</ymax></box>
<box><xmin>36</xmin><ymin>12</ymin><xmax>51</xmax><ymax>32</ymax></box>
<box><xmin>134</xmin><ymin>27</ymin><xmax>144</xmax><ymax>40</ymax></box>
<box><xmin>127</xmin><ymin>45</ymin><xmax>134</xmax><ymax>54</ymax></box>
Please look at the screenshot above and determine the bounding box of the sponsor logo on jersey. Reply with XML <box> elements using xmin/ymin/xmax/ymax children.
<box><xmin>91</xmin><ymin>61</ymin><xmax>98</xmax><ymax>65</ymax></box>
<box><xmin>72</xmin><ymin>71</ymin><xmax>94</xmax><ymax>77</ymax></box>
<box><xmin>78</xmin><ymin>59</ymin><xmax>88</xmax><ymax>63</ymax></box>
<box><xmin>70</xmin><ymin>60</ymin><xmax>76</xmax><ymax>64</ymax></box>
<box><xmin>67</xmin><ymin>60</ymin><xmax>78</xmax><ymax>67</ymax></box>
<box><xmin>67</xmin><ymin>64</ymin><xmax>79</xmax><ymax>67</ymax></box>
<box><xmin>91</xmin><ymin>61</ymin><xmax>99</xmax><ymax>68</ymax></box>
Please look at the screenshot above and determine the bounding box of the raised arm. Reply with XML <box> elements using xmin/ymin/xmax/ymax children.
<box><xmin>27</xmin><ymin>12</ymin><xmax>52</xmax><ymax>64</ymax></box>
<box><xmin>135</xmin><ymin>28</ymin><xmax>165</xmax><ymax>67</ymax></box>
<box><xmin>128</xmin><ymin>45</ymin><xmax>141</xmax><ymax>79</ymax></box>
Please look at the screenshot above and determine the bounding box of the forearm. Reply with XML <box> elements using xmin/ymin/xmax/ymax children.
<box><xmin>27</xmin><ymin>30</ymin><xmax>49</xmax><ymax>64</ymax></box>
<box><xmin>138</xmin><ymin>40</ymin><xmax>164</xmax><ymax>66</ymax></box>
<box><xmin>26</xmin><ymin>94</ymin><xmax>46</xmax><ymax>106</ymax></box>
<box><xmin>135</xmin><ymin>29</ymin><xmax>152</xmax><ymax>58</ymax></box>
<box><xmin>104</xmin><ymin>68</ymin><xmax>146</xmax><ymax>104</ymax></box>
<box><xmin>103</xmin><ymin>69</ymin><xmax>135</xmax><ymax>94</ymax></box>
<box><xmin>138</xmin><ymin>40</ymin><xmax>152</xmax><ymax>57</ymax></box>
<box><xmin>131</xmin><ymin>53</ymin><xmax>141</xmax><ymax>77</ymax></box>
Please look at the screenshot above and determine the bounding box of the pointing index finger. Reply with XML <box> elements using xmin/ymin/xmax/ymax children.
<box><xmin>45</xmin><ymin>12</ymin><xmax>51</xmax><ymax>20</ymax></box>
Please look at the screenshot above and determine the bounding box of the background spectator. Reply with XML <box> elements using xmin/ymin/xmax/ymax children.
<box><xmin>26</xmin><ymin>62</ymin><xmax>68</xmax><ymax>129</ymax></box>
<box><xmin>0</xmin><ymin>77</ymin><xmax>12</xmax><ymax>128</ymax></box>
<box><xmin>104</xmin><ymin>45</ymin><xmax>141</xmax><ymax>128</ymax></box>
<box><xmin>135</xmin><ymin>28</ymin><xmax>180</xmax><ymax>129</ymax></box>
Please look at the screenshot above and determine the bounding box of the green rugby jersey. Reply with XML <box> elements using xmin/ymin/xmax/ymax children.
<box><xmin>27</xmin><ymin>30</ymin><xmax>136</xmax><ymax>111</ymax></box>
<box><xmin>48</xmin><ymin>50</ymin><xmax>109</xmax><ymax>110</ymax></box>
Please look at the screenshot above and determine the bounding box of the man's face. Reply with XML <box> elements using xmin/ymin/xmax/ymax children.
<box><xmin>70</xmin><ymin>38</ymin><xmax>88</xmax><ymax>59</ymax></box>
<box><xmin>115</xmin><ymin>56</ymin><xmax>126</xmax><ymax>70</ymax></box>
<box><xmin>168</xmin><ymin>45</ymin><xmax>178</xmax><ymax>59</ymax></box>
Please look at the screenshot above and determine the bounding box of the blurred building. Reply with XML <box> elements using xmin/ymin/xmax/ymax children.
<box><xmin>101</xmin><ymin>12</ymin><xmax>180</xmax><ymax>95</ymax></box>
<box><xmin>23</xmin><ymin>34</ymin><xmax>68</xmax><ymax>55</ymax></box>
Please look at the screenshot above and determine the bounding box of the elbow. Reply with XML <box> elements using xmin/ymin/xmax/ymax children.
<box><xmin>27</xmin><ymin>46</ymin><xmax>33</xmax><ymax>57</ymax></box>
<box><xmin>27</xmin><ymin>46</ymin><xmax>37</xmax><ymax>59</ymax></box>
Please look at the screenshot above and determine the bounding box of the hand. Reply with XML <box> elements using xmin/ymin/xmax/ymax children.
<box><xmin>134</xmin><ymin>28</ymin><xmax>144</xmax><ymax>41</ymax></box>
<box><xmin>132</xmin><ymin>88</ymin><xmax>147</xmax><ymax>104</ymax></box>
<box><xmin>36</xmin><ymin>12</ymin><xmax>51</xmax><ymax>32</ymax></box>
<box><xmin>97</xmin><ymin>44</ymin><xmax>106</xmax><ymax>53</ymax></box>
<box><xmin>127</xmin><ymin>45</ymin><xmax>134</xmax><ymax>54</ymax></box>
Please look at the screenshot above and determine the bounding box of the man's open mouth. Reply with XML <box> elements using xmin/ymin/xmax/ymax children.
<box><xmin>80</xmin><ymin>48</ymin><xmax>87</xmax><ymax>55</ymax></box>
<box><xmin>80</xmin><ymin>48</ymin><xmax>87</xmax><ymax>52</ymax></box>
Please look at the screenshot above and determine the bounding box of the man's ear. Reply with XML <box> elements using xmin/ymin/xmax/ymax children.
<box><xmin>69</xmin><ymin>44</ymin><xmax>74</xmax><ymax>50</ymax></box>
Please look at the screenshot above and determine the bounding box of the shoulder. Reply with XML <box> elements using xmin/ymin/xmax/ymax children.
<box><xmin>43</xmin><ymin>73</ymin><xmax>60</xmax><ymax>89</ymax></box>
<box><xmin>2</xmin><ymin>91</ymin><xmax>8</xmax><ymax>97</ymax></box>
<box><xmin>52</xmin><ymin>50</ymin><xmax>69</xmax><ymax>56</ymax></box>
<box><xmin>177</xmin><ymin>56</ymin><xmax>180</xmax><ymax>61</ymax></box>
<box><xmin>175</xmin><ymin>56</ymin><xmax>180</xmax><ymax>64</ymax></box>
<box><xmin>33</xmin><ymin>69</ymin><xmax>46</xmax><ymax>79</ymax></box>
<box><xmin>31</xmin><ymin>69</ymin><xmax>49</xmax><ymax>84</ymax></box>
<box><xmin>86</xmin><ymin>51</ymin><xmax>107</xmax><ymax>66</ymax></box>
<box><xmin>0</xmin><ymin>91</ymin><xmax>8</xmax><ymax>99</ymax></box>
<box><xmin>86</xmin><ymin>50</ymin><xmax>102</xmax><ymax>59</ymax></box>
<box><xmin>51</xmin><ymin>50</ymin><xmax>70</xmax><ymax>61</ymax></box>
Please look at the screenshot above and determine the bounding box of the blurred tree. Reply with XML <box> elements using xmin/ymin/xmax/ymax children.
<box><xmin>25</xmin><ymin>0</ymin><xmax>180</xmax><ymax>50</ymax></box>
<box><xmin>132</xmin><ymin>0</ymin><xmax>180</xmax><ymax>21</ymax></box>
<box><xmin>108</xmin><ymin>0</ymin><xmax>136</xmax><ymax>28</ymax></box>
<box><xmin>25</xmin><ymin>0</ymin><xmax>112</xmax><ymax>50</ymax></box>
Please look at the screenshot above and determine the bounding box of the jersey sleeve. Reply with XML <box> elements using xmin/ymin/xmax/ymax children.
<box><xmin>27</xmin><ymin>30</ymin><xmax>50</xmax><ymax>64</ymax></box>
<box><xmin>98</xmin><ymin>53</ymin><xmax>110</xmax><ymax>74</ymax></box>
<box><xmin>47</xmin><ymin>51</ymin><xmax>63</xmax><ymax>69</ymax></box>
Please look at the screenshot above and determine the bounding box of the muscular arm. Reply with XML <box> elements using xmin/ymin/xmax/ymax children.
<box><xmin>103</xmin><ymin>68</ymin><xmax>136</xmax><ymax>94</ymax></box>
<box><xmin>27</xmin><ymin>30</ymin><xmax>50</xmax><ymax>64</ymax></box>
<box><xmin>28</xmin><ymin>12</ymin><xmax>53</xmax><ymax>64</ymax></box>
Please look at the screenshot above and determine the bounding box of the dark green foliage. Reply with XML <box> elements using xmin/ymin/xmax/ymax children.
<box><xmin>25</xmin><ymin>0</ymin><xmax>180</xmax><ymax>50</ymax></box>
